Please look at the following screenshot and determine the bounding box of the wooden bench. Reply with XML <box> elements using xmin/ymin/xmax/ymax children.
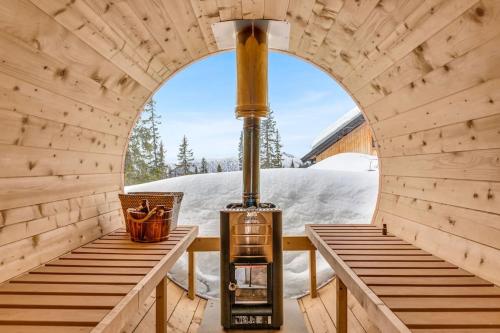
<box><xmin>0</xmin><ymin>226</ymin><xmax>198</xmax><ymax>333</ymax></box>
<box><xmin>306</xmin><ymin>224</ymin><xmax>500</xmax><ymax>333</ymax></box>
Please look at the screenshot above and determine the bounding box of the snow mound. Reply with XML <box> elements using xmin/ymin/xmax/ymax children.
<box><xmin>311</xmin><ymin>153</ymin><xmax>378</xmax><ymax>172</ymax></box>
<box><xmin>311</xmin><ymin>107</ymin><xmax>361</xmax><ymax>149</ymax></box>
<box><xmin>126</xmin><ymin>167</ymin><xmax>378</xmax><ymax>298</ymax></box>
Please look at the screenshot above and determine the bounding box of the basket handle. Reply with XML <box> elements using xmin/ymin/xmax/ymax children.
<box><xmin>128</xmin><ymin>207</ymin><xmax>158</xmax><ymax>223</ymax></box>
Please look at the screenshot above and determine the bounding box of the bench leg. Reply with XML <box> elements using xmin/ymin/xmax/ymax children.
<box><xmin>156</xmin><ymin>277</ymin><xmax>168</xmax><ymax>333</ymax></box>
<box><xmin>336</xmin><ymin>276</ymin><xmax>347</xmax><ymax>333</ymax></box>
<box><xmin>188</xmin><ymin>250</ymin><xmax>196</xmax><ymax>300</ymax></box>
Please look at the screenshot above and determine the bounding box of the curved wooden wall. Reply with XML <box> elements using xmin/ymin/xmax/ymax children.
<box><xmin>0</xmin><ymin>0</ymin><xmax>498</xmax><ymax>285</ymax></box>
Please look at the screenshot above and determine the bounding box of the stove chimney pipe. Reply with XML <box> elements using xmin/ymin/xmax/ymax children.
<box><xmin>235</xmin><ymin>21</ymin><xmax>269</xmax><ymax>208</ymax></box>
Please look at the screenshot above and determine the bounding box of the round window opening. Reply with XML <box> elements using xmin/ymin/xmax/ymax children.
<box><xmin>125</xmin><ymin>51</ymin><xmax>379</xmax><ymax>298</ymax></box>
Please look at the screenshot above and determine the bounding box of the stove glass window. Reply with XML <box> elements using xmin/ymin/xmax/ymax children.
<box><xmin>234</xmin><ymin>264</ymin><xmax>267</xmax><ymax>304</ymax></box>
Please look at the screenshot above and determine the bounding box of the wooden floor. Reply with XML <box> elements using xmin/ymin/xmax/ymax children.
<box><xmin>132</xmin><ymin>278</ymin><xmax>377</xmax><ymax>333</ymax></box>
<box><xmin>298</xmin><ymin>279</ymin><xmax>379</xmax><ymax>333</ymax></box>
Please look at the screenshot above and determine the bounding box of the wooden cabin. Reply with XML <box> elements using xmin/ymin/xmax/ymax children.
<box><xmin>0</xmin><ymin>1</ymin><xmax>499</xmax><ymax>332</ymax></box>
<box><xmin>301</xmin><ymin>108</ymin><xmax>376</xmax><ymax>164</ymax></box>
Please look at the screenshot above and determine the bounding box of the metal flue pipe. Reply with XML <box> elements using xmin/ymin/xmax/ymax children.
<box><xmin>235</xmin><ymin>21</ymin><xmax>269</xmax><ymax>208</ymax></box>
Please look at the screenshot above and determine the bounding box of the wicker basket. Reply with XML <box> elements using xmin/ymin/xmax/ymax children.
<box><xmin>118</xmin><ymin>192</ymin><xmax>183</xmax><ymax>232</ymax></box>
<box><xmin>127</xmin><ymin>207</ymin><xmax>173</xmax><ymax>242</ymax></box>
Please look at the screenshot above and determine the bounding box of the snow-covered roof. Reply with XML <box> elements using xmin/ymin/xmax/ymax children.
<box><xmin>311</xmin><ymin>107</ymin><xmax>362</xmax><ymax>149</ymax></box>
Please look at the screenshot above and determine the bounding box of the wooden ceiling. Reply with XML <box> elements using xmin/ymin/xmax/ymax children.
<box><xmin>0</xmin><ymin>0</ymin><xmax>498</xmax><ymax>289</ymax></box>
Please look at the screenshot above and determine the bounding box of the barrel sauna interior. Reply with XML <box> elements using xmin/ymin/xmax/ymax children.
<box><xmin>0</xmin><ymin>0</ymin><xmax>498</xmax><ymax>329</ymax></box>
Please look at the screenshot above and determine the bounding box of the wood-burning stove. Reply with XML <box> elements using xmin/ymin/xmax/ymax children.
<box><xmin>220</xmin><ymin>205</ymin><xmax>283</xmax><ymax>329</ymax></box>
<box><xmin>219</xmin><ymin>20</ymin><xmax>283</xmax><ymax>330</ymax></box>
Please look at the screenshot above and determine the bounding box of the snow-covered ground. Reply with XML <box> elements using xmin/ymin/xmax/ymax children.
<box><xmin>126</xmin><ymin>153</ymin><xmax>378</xmax><ymax>298</ymax></box>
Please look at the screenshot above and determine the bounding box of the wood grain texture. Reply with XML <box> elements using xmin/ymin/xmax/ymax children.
<box><xmin>0</xmin><ymin>3</ymin><xmax>497</xmax><ymax>327</ymax></box>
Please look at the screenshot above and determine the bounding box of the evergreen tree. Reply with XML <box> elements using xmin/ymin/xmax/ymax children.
<box><xmin>124</xmin><ymin>124</ymin><xmax>147</xmax><ymax>185</ymax></box>
<box><xmin>200</xmin><ymin>157</ymin><xmax>209</xmax><ymax>173</ymax></box>
<box><xmin>142</xmin><ymin>99</ymin><xmax>163</xmax><ymax>175</ymax></box>
<box><xmin>260</xmin><ymin>110</ymin><xmax>276</xmax><ymax>168</ymax></box>
<box><xmin>290</xmin><ymin>160</ymin><xmax>295</xmax><ymax>168</ymax></box>
<box><xmin>156</xmin><ymin>141</ymin><xmax>168</xmax><ymax>179</ymax></box>
<box><xmin>194</xmin><ymin>165</ymin><xmax>199</xmax><ymax>174</ymax></box>
<box><xmin>176</xmin><ymin>135</ymin><xmax>194</xmax><ymax>175</ymax></box>
<box><xmin>216</xmin><ymin>163</ymin><xmax>223</xmax><ymax>172</ymax></box>
<box><xmin>273</xmin><ymin>129</ymin><xmax>283</xmax><ymax>168</ymax></box>
<box><xmin>238</xmin><ymin>131</ymin><xmax>243</xmax><ymax>170</ymax></box>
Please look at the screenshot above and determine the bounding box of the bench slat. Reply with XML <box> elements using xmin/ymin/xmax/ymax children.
<box><xmin>0</xmin><ymin>308</ymin><xmax>108</xmax><ymax>325</ymax></box>
<box><xmin>346</xmin><ymin>261</ymin><xmax>456</xmax><ymax>268</ymax></box>
<box><xmin>353</xmin><ymin>268</ymin><xmax>474</xmax><ymax>277</ymax></box>
<box><xmin>396</xmin><ymin>311</ymin><xmax>500</xmax><ymax>328</ymax></box>
<box><xmin>48</xmin><ymin>259</ymin><xmax>159</xmax><ymax>267</ymax></box>
<box><xmin>382</xmin><ymin>297</ymin><xmax>500</xmax><ymax>310</ymax></box>
<box><xmin>0</xmin><ymin>325</ymin><xmax>93</xmax><ymax>332</ymax></box>
<box><xmin>33</xmin><ymin>266</ymin><xmax>151</xmax><ymax>275</ymax></box>
<box><xmin>362</xmin><ymin>276</ymin><xmax>493</xmax><ymax>286</ymax></box>
<box><xmin>0</xmin><ymin>283</ymin><xmax>133</xmax><ymax>295</ymax></box>
<box><xmin>0</xmin><ymin>294</ymin><xmax>122</xmax><ymax>308</ymax></box>
<box><xmin>62</xmin><ymin>253</ymin><xmax>164</xmax><ymax>261</ymax></box>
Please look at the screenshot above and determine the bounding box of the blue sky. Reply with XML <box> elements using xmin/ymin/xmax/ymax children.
<box><xmin>153</xmin><ymin>51</ymin><xmax>356</xmax><ymax>162</ymax></box>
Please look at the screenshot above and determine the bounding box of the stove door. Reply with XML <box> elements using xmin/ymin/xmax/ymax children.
<box><xmin>231</xmin><ymin>263</ymin><xmax>270</xmax><ymax>305</ymax></box>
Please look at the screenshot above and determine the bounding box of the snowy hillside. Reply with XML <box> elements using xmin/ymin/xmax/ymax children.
<box><xmin>126</xmin><ymin>153</ymin><xmax>378</xmax><ymax>298</ymax></box>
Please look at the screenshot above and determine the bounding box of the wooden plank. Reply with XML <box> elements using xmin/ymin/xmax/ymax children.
<box><xmin>61</xmin><ymin>253</ymin><xmax>163</xmax><ymax>261</ymax></box>
<box><xmin>48</xmin><ymin>259</ymin><xmax>158</xmax><ymax>267</ymax></box>
<box><xmin>371</xmin><ymin>286</ymin><xmax>500</xmax><ymax>297</ymax></box>
<box><xmin>188</xmin><ymin>249</ymin><xmax>196</xmax><ymax>300</ymax></box>
<box><xmin>156</xmin><ymin>277</ymin><xmax>167</xmax><ymax>333</ymax></box>
<box><xmin>336</xmin><ymin>277</ymin><xmax>348</xmax><ymax>333</ymax></box>
<box><xmin>0</xmin><ymin>294</ymin><xmax>121</xmax><ymax>308</ymax></box>
<box><xmin>0</xmin><ymin>283</ymin><xmax>133</xmax><ymax>295</ymax></box>
<box><xmin>396</xmin><ymin>311</ymin><xmax>500</xmax><ymax>328</ymax></box>
<box><xmin>0</xmin><ymin>213</ymin><xmax>122</xmax><ymax>282</ymax></box>
<box><xmin>0</xmin><ymin>326</ymin><xmax>92</xmax><ymax>333</ymax></box>
<box><xmin>378</xmin><ymin>192</ymin><xmax>500</xmax><ymax>250</ymax></box>
<box><xmin>380</xmin><ymin>150</ymin><xmax>500</xmax><ymax>182</ymax></box>
<box><xmin>0</xmin><ymin>308</ymin><xmax>108</xmax><ymax>325</ymax></box>
<box><xmin>340</xmin><ymin>255</ymin><xmax>441</xmax><ymax>262</ymax></box>
<box><xmin>13</xmin><ymin>273</ymin><xmax>143</xmax><ymax>285</ymax></box>
<box><xmin>309</xmin><ymin>249</ymin><xmax>317</xmax><ymax>298</ymax></box>
<box><xmin>362</xmin><ymin>276</ymin><xmax>493</xmax><ymax>286</ymax></box>
<box><xmin>381</xmin><ymin>297</ymin><xmax>500</xmax><ymax>310</ymax></box>
<box><xmin>346</xmin><ymin>261</ymin><xmax>456</xmax><ymax>268</ymax></box>
<box><xmin>353</xmin><ymin>268</ymin><xmax>473</xmax><ymax>277</ymax></box>
<box><xmin>381</xmin><ymin>175</ymin><xmax>500</xmax><ymax>215</ymax></box>
<box><xmin>33</xmin><ymin>266</ymin><xmax>150</xmax><ymax>275</ymax></box>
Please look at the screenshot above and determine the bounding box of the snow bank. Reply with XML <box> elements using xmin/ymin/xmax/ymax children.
<box><xmin>126</xmin><ymin>165</ymin><xmax>378</xmax><ymax>298</ymax></box>
<box><xmin>311</xmin><ymin>153</ymin><xmax>378</xmax><ymax>172</ymax></box>
<box><xmin>311</xmin><ymin>107</ymin><xmax>361</xmax><ymax>149</ymax></box>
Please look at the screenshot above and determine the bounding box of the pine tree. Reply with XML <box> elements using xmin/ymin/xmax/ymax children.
<box><xmin>260</xmin><ymin>109</ymin><xmax>276</xmax><ymax>169</ymax></box>
<box><xmin>216</xmin><ymin>163</ymin><xmax>223</xmax><ymax>172</ymax></box>
<box><xmin>200</xmin><ymin>157</ymin><xmax>209</xmax><ymax>173</ymax></box>
<box><xmin>194</xmin><ymin>165</ymin><xmax>199</xmax><ymax>174</ymax></box>
<box><xmin>142</xmin><ymin>99</ymin><xmax>163</xmax><ymax>176</ymax></box>
<box><xmin>238</xmin><ymin>131</ymin><xmax>243</xmax><ymax>171</ymax></box>
<box><xmin>157</xmin><ymin>141</ymin><xmax>168</xmax><ymax>179</ymax></box>
<box><xmin>290</xmin><ymin>160</ymin><xmax>295</xmax><ymax>168</ymax></box>
<box><xmin>124</xmin><ymin>112</ymin><xmax>150</xmax><ymax>185</ymax></box>
<box><xmin>176</xmin><ymin>135</ymin><xmax>194</xmax><ymax>175</ymax></box>
<box><xmin>273</xmin><ymin>129</ymin><xmax>283</xmax><ymax>168</ymax></box>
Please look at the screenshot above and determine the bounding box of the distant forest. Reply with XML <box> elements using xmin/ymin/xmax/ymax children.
<box><xmin>124</xmin><ymin>99</ymin><xmax>301</xmax><ymax>185</ymax></box>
